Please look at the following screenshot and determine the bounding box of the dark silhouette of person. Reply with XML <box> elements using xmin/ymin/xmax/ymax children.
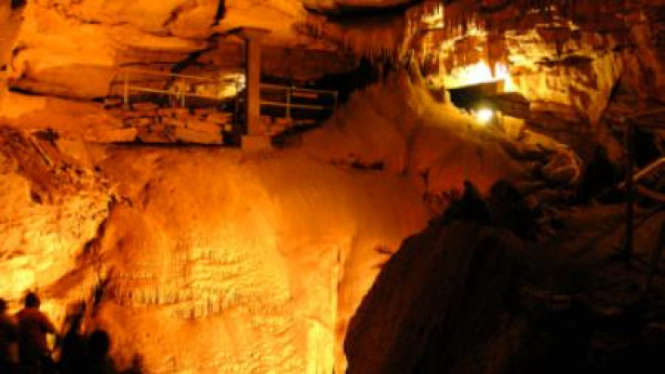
<box><xmin>576</xmin><ymin>145</ymin><xmax>618</xmax><ymax>203</ymax></box>
<box><xmin>87</xmin><ymin>329</ymin><xmax>118</xmax><ymax>374</ymax></box>
<box><xmin>58</xmin><ymin>303</ymin><xmax>89</xmax><ymax>374</ymax></box>
<box><xmin>489</xmin><ymin>179</ymin><xmax>538</xmax><ymax>240</ymax></box>
<box><xmin>443</xmin><ymin>180</ymin><xmax>492</xmax><ymax>225</ymax></box>
<box><xmin>121</xmin><ymin>354</ymin><xmax>144</xmax><ymax>374</ymax></box>
<box><xmin>15</xmin><ymin>292</ymin><xmax>56</xmax><ymax>374</ymax></box>
<box><xmin>0</xmin><ymin>298</ymin><xmax>19</xmax><ymax>374</ymax></box>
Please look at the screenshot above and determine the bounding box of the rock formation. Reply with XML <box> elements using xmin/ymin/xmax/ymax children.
<box><xmin>346</xmin><ymin>207</ymin><xmax>665</xmax><ymax>374</ymax></box>
<box><xmin>0</xmin><ymin>0</ymin><xmax>663</xmax><ymax>373</ymax></box>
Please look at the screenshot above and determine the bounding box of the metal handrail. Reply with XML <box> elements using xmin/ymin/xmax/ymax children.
<box><xmin>618</xmin><ymin>157</ymin><xmax>665</xmax><ymax>190</ymax></box>
<box><xmin>118</xmin><ymin>69</ymin><xmax>339</xmax><ymax>114</ymax></box>
<box><xmin>621</xmin><ymin>108</ymin><xmax>665</xmax><ymax>123</ymax></box>
<box><xmin>125</xmin><ymin>86</ymin><xmax>229</xmax><ymax>101</ymax></box>
<box><xmin>260</xmin><ymin>100</ymin><xmax>332</xmax><ymax>111</ymax></box>
<box><xmin>261</xmin><ymin>83</ymin><xmax>339</xmax><ymax>96</ymax></box>
<box><xmin>260</xmin><ymin>83</ymin><xmax>338</xmax><ymax>119</ymax></box>
<box><xmin>120</xmin><ymin>68</ymin><xmax>227</xmax><ymax>83</ymax></box>
<box><xmin>119</xmin><ymin>69</ymin><xmax>242</xmax><ymax>107</ymax></box>
<box><xmin>619</xmin><ymin>108</ymin><xmax>665</xmax><ymax>259</ymax></box>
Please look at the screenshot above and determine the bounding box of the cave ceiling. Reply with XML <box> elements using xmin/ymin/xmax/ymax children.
<box><xmin>5</xmin><ymin>0</ymin><xmax>664</xmax><ymax>128</ymax></box>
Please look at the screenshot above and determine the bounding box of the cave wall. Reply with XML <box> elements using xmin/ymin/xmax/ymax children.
<box><xmin>409</xmin><ymin>0</ymin><xmax>665</xmax><ymax>129</ymax></box>
<box><xmin>0</xmin><ymin>126</ymin><xmax>110</xmax><ymax>312</ymax></box>
<box><xmin>7</xmin><ymin>0</ymin><xmax>212</xmax><ymax>98</ymax></box>
<box><xmin>3</xmin><ymin>0</ymin><xmax>362</xmax><ymax>100</ymax></box>
<box><xmin>91</xmin><ymin>147</ymin><xmax>429</xmax><ymax>373</ymax></box>
<box><xmin>0</xmin><ymin>124</ymin><xmax>432</xmax><ymax>373</ymax></box>
<box><xmin>0</xmin><ymin>71</ymin><xmax>550</xmax><ymax>373</ymax></box>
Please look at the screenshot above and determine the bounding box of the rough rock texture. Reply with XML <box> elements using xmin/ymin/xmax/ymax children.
<box><xmin>7</xmin><ymin>0</ymin><xmax>214</xmax><ymax>98</ymax></box>
<box><xmin>0</xmin><ymin>92</ymin><xmax>129</xmax><ymax>140</ymax></box>
<box><xmin>0</xmin><ymin>125</ymin><xmax>434</xmax><ymax>373</ymax></box>
<box><xmin>409</xmin><ymin>0</ymin><xmax>665</xmax><ymax>141</ymax></box>
<box><xmin>303</xmin><ymin>0</ymin><xmax>416</xmax><ymax>13</ymax></box>
<box><xmin>2</xmin><ymin>0</ymin><xmax>360</xmax><ymax>100</ymax></box>
<box><xmin>0</xmin><ymin>64</ymin><xmax>591</xmax><ymax>374</ymax></box>
<box><xmin>0</xmin><ymin>126</ymin><xmax>110</xmax><ymax>303</ymax></box>
<box><xmin>345</xmin><ymin>205</ymin><xmax>665</xmax><ymax>374</ymax></box>
<box><xmin>0</xmin><ymin>1</ymin><xmax>662</xmax><ymax>373</ymax></box>
<box><xmin>0</xmin><ymin>75</ymin><xmax>552</xmax><ymax>372</ymax></box>
<box><xmin>303</xmin><ymin>70</ymin><xmax>566</xmax><ymax>208</ymax></box>
<box><xmin>7</xmin><ymin>0</ymin><xmax>663</xmax><ymax>137</ymax></box>
<box><xmin>345</xmin><ymin>221</ymin><xmax>532</xmax><ymax>374</ymax></box>
<box><xmin>88</xmin><ymin>147</ymin><xmax>429</xmax><ymax>373</ymax></box>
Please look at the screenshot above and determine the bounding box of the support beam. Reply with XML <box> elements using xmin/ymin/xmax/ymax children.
<box><xmin>237</xmin><ymin>27</ymin><xmax>271</xmax><ymax>151</ymax></box>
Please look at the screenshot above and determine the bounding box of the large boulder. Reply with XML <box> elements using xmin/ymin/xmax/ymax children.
<box><xmin>345</xmin><ymin>221</ymin><xmax>532</xmax><ymax>374</ymax></box>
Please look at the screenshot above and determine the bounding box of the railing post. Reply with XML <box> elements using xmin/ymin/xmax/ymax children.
<box><xmin>333</xmin><ymin>91</ymin><xmax>338</xmax><ymax>109</ymax></box>
<box><xmin>235</xmin><ymin>79</ymin><xmax>240</xmax><ymax>123</ymax></box>
<box><xmin>622</xmin><ymin>122</ymin><xmax>636</xmax><ymax>260</ymax></box>
<box><xmin>123</xmin><ymin>71</ymin><xmax>130</xmax><ymax>109</ymax></box>
<box><xmin>286</xmin><ymin>87</ymin><xmax>292</xmax><ymax>120</ymax></box>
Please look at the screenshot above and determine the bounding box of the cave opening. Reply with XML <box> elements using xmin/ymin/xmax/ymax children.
<box><xmin>447</xmin><ymin>80</ymin><xmax>503</xmax><ymax>125</ymax></box>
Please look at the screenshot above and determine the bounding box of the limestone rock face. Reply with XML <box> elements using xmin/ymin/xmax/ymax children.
<box><xmin>303</xmin><ymin>72</ymin><xmax>527</xmax><ymax>199</ymax></box>
<box><xmin>28</xmin><ymin>0</ymin><xmax>220</xmax><ymax>37</ymax></box>
<box><xmin>5</xmin><ymin>0</ymin><xmax>665</xmax><ymax>114</ymax></box>
<box><xmin>89</xmin><ymin>148</ymin><xmax>428</xmax><ymax>373</ymax></box>
<box><xmin>0</xmin><ymin>125</ymin><xmax>431</xmax><ymax>373</ymax></box>
<box><xmin>302</xmin><ymin>0</ymin><xmax>417</xmax><ymax>12</ymax></box>
<box><xmin>3</xmin><ymin>0</ymin><xmax>366</xmax><ymax>100</ymax></box>
<box><xmin>7</xmin><ymin>0</ymin><xmax>214</xmax><ymax>98</ymax></box>
<box><xmin>410</xmin><ymin>0</ymin><xmax>665</xmax><ymax>128</ymax></box>
<box><xmin>218</xmin><ymin>0</ymin><xmax>307</xmax><ymax>42</ymax></box>
<box><xmin>0</xmin><ymin>126</ymin><xmax>110</xmax><ymax>302</ymax></box>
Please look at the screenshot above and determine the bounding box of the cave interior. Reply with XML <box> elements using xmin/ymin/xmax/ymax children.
<box><xmin>1</xmin><ymin>0</ymin><xmax>665</xmax><ymax>373</ymax></box>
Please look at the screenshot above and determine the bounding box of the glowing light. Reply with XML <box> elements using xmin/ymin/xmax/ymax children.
<box><xmin>421</xmin><ymin>5</ymin><xmax>444</xmax><ymax>27</ymax></box>
<box><xmin>192</xmin><ymin>72</ymin><xmax>246</xmax><ymax>99</ymax></box>
<box><xmin>474</xmin><ymin>108</ymin><xmax>494</xmax><ymax>125</ymax></box>
<box><xmin>444</xmin><ymin>61</ymin><xmax>516</xmax><ymax>91</ymax></box>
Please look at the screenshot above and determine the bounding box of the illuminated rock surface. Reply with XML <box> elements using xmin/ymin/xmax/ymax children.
<box><xmin>0</xmin><ymin>0</ymin><xmax>664</xmax><ymax>373</ymax></box>
<box><xmin>0</xmin><ymin>126</ymin><xmax>110</xmax><ymax>303</ymax></box>
<box><xmin>409</xmin><ymin>0</ymin><xmax>665</xmax><ymax>144</ymax></box>
<box><xmin>303</xmin><ymin>71</ymin><xmax>527</xmax><ymax>194</ymax></box>
<box><xmin>0</xmin><ymin>123</ymin><xmax>430</xmax><ymax>372</ymax></box>
<box><xmin>92</xmin><ymin>146</ymin><xmax>429</xmax><ymax>373</ymax></box>
<box><xmin>0</xmin><ymin>71</ymin><xmax>544</xmax><ymax>372</ymax></box>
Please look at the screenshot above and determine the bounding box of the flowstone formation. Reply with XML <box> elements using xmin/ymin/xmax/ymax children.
<box><xmin>0</xmin><ymin>121</ymin><xmax>434</xmax><ymax>372</ymax></box>
<box><xmin>91</xmin><ymin>146</ymin><xmax>429</xmax><ymax>373</ymax></box>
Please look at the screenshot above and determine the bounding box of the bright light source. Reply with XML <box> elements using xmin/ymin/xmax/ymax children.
<box><xmin>474</xmin><ymin>108</ymin><xmax>494</xmax><ymax>125</ymax></box>
<box><xmin>443</xmin><ymin>61</ymin><xmax>516</xmax><ymax>91</ymax></box>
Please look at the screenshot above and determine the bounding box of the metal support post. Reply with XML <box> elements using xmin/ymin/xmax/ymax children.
<box><xmin>622</xmin><ymin>123</ymin><xmax>636</xmax><ymax>260</ymax></box>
